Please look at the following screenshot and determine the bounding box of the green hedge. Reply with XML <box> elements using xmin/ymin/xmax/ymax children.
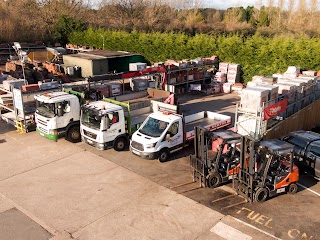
<box><xmin>70</xmin><ymin>28</ymin><xmax>320</xmax><ymax>83</ymax></box>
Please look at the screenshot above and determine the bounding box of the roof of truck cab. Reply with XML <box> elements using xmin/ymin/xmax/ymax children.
<box><xmin>85</xmin><ymin>101</ymin><xmax>122</xmax><ymax>112</ymax></box>
<box><xmin>288</xmin><ymin>130</ymin><xmax>320</xmax><ymax>141</ymax></box>
<box><xmin>259</xmin><ymin>139</ymin><xmax>294</xmax><ymax>154</ymax></box>
<box><xmin>149</xmin><ymin>111</ymin><xmax>181</xmax><ymax>122</ymax></box>
<box><xmin>35</xmin><ymin>92</ymin><xmax>75</xmax><ymax>103</ymax></box>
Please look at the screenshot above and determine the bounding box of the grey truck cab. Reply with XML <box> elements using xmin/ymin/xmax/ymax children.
<box><xmin>282</xmin><ymin>130</ymin><xmax>320</xmax><ymax>178</ymax></box>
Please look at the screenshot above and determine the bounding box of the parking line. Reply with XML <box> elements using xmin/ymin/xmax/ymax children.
<box><xmin>211</xmin><ymin>221</ymin><xmax>252</xmax><ymax>240</ymax></box>
<box><xmin>297</xmin><ymin>183</ymin><xmax>320</xmax><ymax>197</ymax></box>
<box><xmin>227</xmin><ymin>215</ymin><xmax>282</xmax><ymax>240</ymax></box>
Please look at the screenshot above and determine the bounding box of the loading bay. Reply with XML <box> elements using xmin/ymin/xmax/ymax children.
<box><xmin>0</xmin><ymin>92</ymin><xmax>319</xmax><ymax>240</ymax></box>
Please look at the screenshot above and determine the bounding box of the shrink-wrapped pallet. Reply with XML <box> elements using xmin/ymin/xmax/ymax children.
<box><xmin>239</xmin><ymin>87</ymin><xmax>269</xmax><ymax>113</ymax></box>
<box><xmin>273</xmin><ymin>82</ymin><xmax>296</xmax><ymax>104</ymax></box>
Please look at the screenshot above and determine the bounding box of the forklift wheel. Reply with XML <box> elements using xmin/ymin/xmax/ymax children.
<box><xmin>207</xmin><ymin>174</ymin><xmax>221</xmax><ymax>188</ymax></box>
<box><xmin>254</xmin><ymin>188</ymin><xmax>268</xmax><ymax>203</ymax></box>
<box><xmin>288</xmin><ymin>183</ymin><xmax>298</xmax><ymax>194</ymax></box>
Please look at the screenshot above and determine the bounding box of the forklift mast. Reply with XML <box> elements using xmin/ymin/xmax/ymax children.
<box><xmin>234</xmin><ymin>136</ymin><xmax>256</xmax><ymax>202</ymax></box>
<box><xmin>192</xmin><ymin>126</ymin><xmax>211</xmax><ymax>187</ymax></box>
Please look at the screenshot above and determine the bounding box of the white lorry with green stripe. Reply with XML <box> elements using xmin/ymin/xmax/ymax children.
<box><xmin>34</xmin><ymin>88</ymin><xmax>88</xmax><ymax>143</ymax></box>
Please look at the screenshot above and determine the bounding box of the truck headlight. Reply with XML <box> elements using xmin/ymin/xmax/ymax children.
<box><xmin>145</xmin><ymin>143</ymin><xmax>156</xmax><ymax>148</ymax></box>
<box><xmin>48</xmin><ymin>129</ymin><xmax>58</xmax><ymax>135</ymax></box>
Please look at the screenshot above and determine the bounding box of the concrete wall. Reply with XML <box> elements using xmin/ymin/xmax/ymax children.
<box><xmin>63</xmin><ymin>55</ymin><xmax>93</xmax><ymax>77</ymax></box>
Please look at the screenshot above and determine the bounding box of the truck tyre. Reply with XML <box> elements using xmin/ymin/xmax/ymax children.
<box><xmin>114</xmin><ymin>137</ymin><xmax>127</xmax><ymax>151</ymax></box>
<box><xmin>288</xmin><ymin>183</ymin><xmax>298</xmax><ymax>194</ymax></box>
<box><xmin>254</xmin><ymin>188</ymin><xmax>268</xmax><ymax>203</ymax></box>
<box><xmin>207</xmin><ymin>173</ymin><xmax>221</xmax><ymax>188</ymax></box>
<box><xmin>67</xmin><ymin>126</ymin><xmax>81</xmax><ymax>143</ymax></box>
<box><xmin>159</xmin><ymin>149</ymin><xmax>169</xmax><ymax>162</ymax></box>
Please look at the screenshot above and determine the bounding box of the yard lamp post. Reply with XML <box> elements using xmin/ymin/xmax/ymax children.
<box><xmin>100</xmin><ymin>34</ymin><xmax>105</xmax><ymax>50</ymax></box>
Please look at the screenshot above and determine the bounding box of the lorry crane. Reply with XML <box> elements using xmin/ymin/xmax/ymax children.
<box><xmin>233</xmin><ymin>137</ymin><xmax>299</xmax><ymax>202</ymax></box>
<box><xmin>190</xmin><ymin>126</ymin><xmax>242</xmax><ymax>188</ymax></box>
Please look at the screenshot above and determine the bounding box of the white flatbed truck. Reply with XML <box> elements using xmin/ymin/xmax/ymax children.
<box><xmin>130</xmin><ymin>110</ymin><xmax>232</xmax><ymax>162</ymax></box>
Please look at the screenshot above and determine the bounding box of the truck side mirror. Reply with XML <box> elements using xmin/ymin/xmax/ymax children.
<box><xmin>101</xmin><ymin>117</ymin><xmax>110</xmax><ymax>130</ymax></box>
<box><xmin>166</xmin><ymin>134</ymin><xmax>171</xmax><ymax>141</ymax></box>
<box><xmin>57</xmin><ymin>105</ymin><xmax>63</xmax><ymax>117</ymax></box>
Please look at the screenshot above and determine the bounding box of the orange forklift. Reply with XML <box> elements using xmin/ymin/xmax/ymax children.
<box><xmin>190</xmin><ymin>126</ymin><xmax>242</xmax><ymax>188</ymax></box>
<box><xmin>233</xmin><ymin>137</ymin><xmax>299</xmax><ymax>202</ymax></box>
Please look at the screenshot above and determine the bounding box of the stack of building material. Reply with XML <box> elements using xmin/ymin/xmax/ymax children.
<box><xmin>251</xmin><ymin>84</ymin><xmax>279</xmax><ymax>106</ymax></box>
<box><xmin>107</xmin><ymin>83</ymin><xmax>122</xmax><ymax>96</ymax></box>
<box><xmin>273</xmin><ymin>82</ymin><xmax>296</xmax><ymax>104</ymax></box>
<box><xmin>278</xmin><ymin>78</ymin><xmax>306</xmax><ymax>102</ymax></box>
<box><xmin>219</xmin><ymin>62</ymin><xmax>228</xmax><ymax>73</ymax></box>
<box><xmin>222</xmin><ymin>83</ymin><xmax>232</xmax><ymax>93</ymax></box>
<box><xmin>213</xmin><ymin>72</ymin><xmax>227</xmax><ymax>83</ymax></box>
<box><xmin>283</xmin><ymin>66</ymin><xmax>300</xmax><ymax>78</ymax></box>
<box><xmin>227</xmin><ymin>63</ymin><xmax>241</xmax><ymax>83</ymax></box>
<box><xmin>130</xmin><ymin>78</ymin><xmax>148</xmax><ymax>92</ymax></box>
<box><xmin>22</xmin><ymin>84</ymin><xmax>40</xmax><ymax>93</ymax></box>
<box><xmin>239</xmin><ymin>87</ymin><xmax>269</xmax><ymax>113</ymax></box>
<box><xmin>38</xmin><ymin>81</ymin><xmax>60</xmax><ymax>90</ymax></box>
<box><xmin>302</xmin><ymin>70</ymin><xmax>316</xmax><ymax>76</ymax></box>
<box><xmin>2</xmin><ymin>79</ymin><xmax>25</xmax><ymax>91</ymax></box>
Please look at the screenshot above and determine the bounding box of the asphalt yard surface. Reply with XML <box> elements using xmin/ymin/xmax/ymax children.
<box><xmin>0</xmin><ymin>92</ymin><xmax>319</xmax><ymax>240</ymax></box>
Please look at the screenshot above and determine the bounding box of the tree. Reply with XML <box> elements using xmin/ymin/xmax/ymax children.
<box><xmin>54</xmin><ymin>15</ymin><xmax>87</xmax><ymax>45</ymax></box>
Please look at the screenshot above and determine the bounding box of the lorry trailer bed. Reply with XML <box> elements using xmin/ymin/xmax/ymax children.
<box><xmin>185</xmin><ymin>118</ymin><xmax>221</xmax><ymax>133</ymax></box>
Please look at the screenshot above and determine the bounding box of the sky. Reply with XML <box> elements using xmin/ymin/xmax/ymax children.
<box><xmin>202</xmin><ymin>0</ymin><xmax>256</xmax><ymax>9</ymax></box>
<box><xmin>91</xmin><ymin>0</ymin><xmax>259</xmax><ymax>10</ymax></box>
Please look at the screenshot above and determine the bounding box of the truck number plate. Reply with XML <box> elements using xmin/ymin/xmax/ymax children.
<box><xmin>87</xmin><ymin>139</ymin><xmax>93</xmax><ymax>144</ymax></box>
<box><xmin>276</xmin><ymin>187</ymin><xmax>285</xmax><ymax>193</ymax></box>
<box><xmin>132</xmin><ymin>149</ymin><xmax>141</xmax><ymax>155</ymax></box>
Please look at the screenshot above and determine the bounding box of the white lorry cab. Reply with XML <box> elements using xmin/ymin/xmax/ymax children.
<box><xmin>80</xmin><ymin>101</ymin><xmax>127</xmax><ymax>151</ymax></box>
<box><xmin>35</xmin><ymin>92</ymin><xmax>81</xmax><ymax>142</ymax></box>
<box><xmin>130</xmin><ymin>110</ymin><xmax>231</xmax><ymax>162</ymax></box>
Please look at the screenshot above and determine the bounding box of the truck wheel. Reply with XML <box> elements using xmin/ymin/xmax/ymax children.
<box><xmin>254</xmin><ymin>188</ymin><xmax>268</xmax><ymax>203</ymax></box>
<box><xmin>114</xmin><ymin>137</ymin><xmax>127</xmax><ymax>151</ymax></box>
<box><xmin>67</xmin><ymin>126</ymin><xmax>81</xmax><ymax>143</ymax></box>
<box><xmin>159</xmin><ymin>149</ymin><xmax>169</xmax><ymax>162</ymax></box>
<box><xmin>207</xmin><ymin>173</ymin><xmax>221</xmax><ymax>188</ymax></box>
<box><xmin>288</xmin><ymin>183</ymin><xmax>298</xmax><ymax>194</ymax></box>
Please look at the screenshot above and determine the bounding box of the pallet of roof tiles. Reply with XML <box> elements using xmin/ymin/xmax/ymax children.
<box><xmin>239</xmin><ymin>87</ymin><xmax>269</xmax><ymax>113</ymax></box>
<box><xmin>293</xmin><ymin>77</ymin><xmax>316</xmax><ymax>96</ymax></box>
<box><xmin>219</xmin><ymin>62</ymin><xmax>228</xmax><ymax>73</ymax></box>
<box><xmin>227</xmin><ymin>70</ymin><xmax>241</xmax><ymax>83</ymax></box>
<box><xmin>283</xmin><ymin>66</ymin><xmax>301</xmax><ymax>79</ymax></box>
<box><xmin>277</xmin><ymin>78</ymin><xmax>305</xmax><ymax>100</ymax></box>
<box><xmin>2</xmin><ymin>79</ymin><xmax>25</xmax><ymax>91</ymax></box>
<box><xmin>213</xmin><ymin>72</ymin><xmax>227</xmax><ymax>83</ymax></box>
<box><xmin>252</xmin><ymin>76</ymin><xmax>263</xmax><ymax>83</ymax></box>
<box><xmin>273</xmin><ymin>82</ymin><xmax>296</xmax><ymax>104</ymax></box>
<box><xmin>302</xmin><ymin>70</ymin><xmax>316</xmax><ymax>77</ymax></box>
<box><xmin>222</xmin><ymin>83</ymin><xmax>232</xmax><ymax>93</ymax></box>
<box><xmin>251</xmin><ymin>84</ymin><xmax>279</xmax><ymax>106</ymax></box>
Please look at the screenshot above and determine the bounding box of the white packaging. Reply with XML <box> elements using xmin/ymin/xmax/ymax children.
<box><xmin>239</xmin><ymin>87</ymin><xmax>269</xmax><ymax>113</ymax></box>
<box><xmin>223</xmin><ymin>83</ymin><xmax>232</xmax><ymax>93</ymax></box>
<box><xmin>252</xmin><ymin>76</ymin><xmax>264</xmax><ymax>83</ymax></box>
<box><xmin>302</xmin><ymin>70</ymin><xmax>316</xmax><ymax>77</ymax></box>
<box><xmin>129</xmin><ymin>62</ymin><xmax>147</xmax><ymax>71</ymax></box>
<box><xmin>273</xmin><ymin>82</ymin><xmax>296</xmax><ymax>104</ymax></box>
<box><xmin>214</xmin><ymin>72</ymin><xmax>227</xmax><ymax>83</ymax></box>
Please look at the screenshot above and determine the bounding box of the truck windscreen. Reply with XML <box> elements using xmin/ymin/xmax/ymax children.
<box><xmin>81</xmin><ymin>108</ymin><xmax>101</xmax><ymax>130</ymax></box>
<box><xmin>36</xmin><ymin>100</ymin><xmax>55</xmax><ymax>118</ymax></box>
<box><xmin>139</xmin><ymin>117</ymin><xmax>169</xmax><ymax>138</ymax></box>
